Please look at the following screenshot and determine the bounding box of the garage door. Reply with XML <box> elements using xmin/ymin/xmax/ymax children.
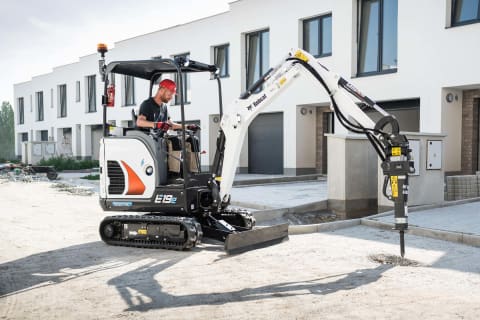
<box><xmin>248</xmin><ymin>112</ymin><xmax>283</xmax><ymax>174</ymax></box>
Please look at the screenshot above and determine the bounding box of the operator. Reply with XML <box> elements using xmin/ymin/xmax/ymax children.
<box><xmin>136</xmin><ymin>79</ymin><xmax>198</xmax><ymax>132</ymax></box>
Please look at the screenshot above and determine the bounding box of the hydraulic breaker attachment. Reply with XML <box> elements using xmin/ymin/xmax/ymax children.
<box><xmin>381</xmin><ymin>136</ymin><xmax>414</xmax><ymax>258</ymax></box>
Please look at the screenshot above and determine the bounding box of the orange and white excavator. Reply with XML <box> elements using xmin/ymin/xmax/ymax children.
<box><xmin>96</xmin><ymin>44</ymin><xmax>413</xmax><ymax>256</ymax></box>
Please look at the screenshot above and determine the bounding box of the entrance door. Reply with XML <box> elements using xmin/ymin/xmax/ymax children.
<box><xmin>248</xmin><ymin>112</ymin><xmax>283</xmax><ymax>174</ymax></box>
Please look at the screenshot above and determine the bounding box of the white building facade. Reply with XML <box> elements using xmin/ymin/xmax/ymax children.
<box><xmin>14</xmin><ymin>0</ymin><xmax>480</xmax><ymax>175</ymax></box>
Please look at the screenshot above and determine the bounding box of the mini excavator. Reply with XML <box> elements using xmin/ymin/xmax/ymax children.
<box><xmin>96</xmin><ymin>44</ymin><xmax>413</xmax><ymax>256</ymax></box>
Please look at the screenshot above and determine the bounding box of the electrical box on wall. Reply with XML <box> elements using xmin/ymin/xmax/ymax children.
<box><xmin>426</xmin><ymin>140</ymin><xmax>442</xmax><ymax>170</ymax></box>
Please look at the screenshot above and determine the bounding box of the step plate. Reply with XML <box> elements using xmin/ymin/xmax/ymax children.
<box><xmin>224</xmin><ymin>223</ymin><xmax>289</xmax><ymax>255</ymax></box>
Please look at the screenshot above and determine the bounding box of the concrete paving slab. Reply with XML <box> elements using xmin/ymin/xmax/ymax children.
<box><xmin>230</xmin><ymin>180</ymin><xmax>328</xmax><ymax>209</ymax></box>
<box><xmin>375</xmin><ymin>201</ymin><xmax>480</xmax><ymax>236</ymax></box>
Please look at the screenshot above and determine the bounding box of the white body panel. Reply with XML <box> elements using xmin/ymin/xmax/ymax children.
<box><xmin>100</xmin><ymin>137</ymin><xmax>156</xmax><ymax>199</ymax></box>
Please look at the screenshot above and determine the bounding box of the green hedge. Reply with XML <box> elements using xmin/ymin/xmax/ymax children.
<box><xmin>38</xmin><ymin>156</ymin><xmax>99</xmax><ymax>171</ymax></box>
<box><xmin>81</xmin><ymin>174</ymin><xmax>100</xmax><ymax>180</ymax></box>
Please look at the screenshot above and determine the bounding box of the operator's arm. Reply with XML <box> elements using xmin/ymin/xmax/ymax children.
<box><xmin>136</xmin><ymin>100</ymin><xmax>156</xmax><ymax>128</ymax></box>
<box><xmin>136</xmin><ymin>114</ymin><xmax>155</xmax><ymax>128</ymax></box>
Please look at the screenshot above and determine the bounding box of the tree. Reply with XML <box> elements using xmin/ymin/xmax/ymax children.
<box><xmin>0</xmin><ymin>101</ymin><xmax>15</xmax><ymax>161</ymax></box>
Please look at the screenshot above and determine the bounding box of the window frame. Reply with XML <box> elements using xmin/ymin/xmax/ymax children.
<box><xmin>36</xmin><ymin>91</ymin><xmax>44</xmax><ymax>122</ymax></box>
<box><xmin>302</xmin><ymin>13</ymin><xmax>333</xmax><ymax>58</ymax></box>
<box><xmin>18</xmin><ymin>97</ymin><xmax>24</xmax><ymax>124</ymax></box>
<box><xmin>214</xmin><ymin>44</ymin><xmax>230</xmax><ymax>78</ymax></box>
<box><xmin>86</xmin><ymin>75</ymin><xmax>97</xmax><ymax>113</ymax></box>
<box><xmin>58</xmin><ymin>84</ymin><xmax>67</xmax><ymax>118</ymax></box>
<box><xmin>245</xmin><ymin>29</ymin><xmax>270</xmax><ymax>89</ymax></box>
<box><xmin>357</xmin><ymin>0</ymin><xmax>398</xmax><ymax>77</ymax></box>
<box><xmin>451</xmin><ymin>0</ymin><xmax>480</xmax><ymax>26</ymax></box>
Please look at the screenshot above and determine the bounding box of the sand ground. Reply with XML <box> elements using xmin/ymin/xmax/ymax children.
<box><xmin>1</xmin><ymin>181</ymin><xmax>479</xmax><ymax>319</ymax></box>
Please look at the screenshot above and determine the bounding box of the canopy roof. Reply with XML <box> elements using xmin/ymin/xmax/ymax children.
<box><xmin>106</xmin><ymin>58</ymin><xmax>218</xmax><ymax>80</ymax></box>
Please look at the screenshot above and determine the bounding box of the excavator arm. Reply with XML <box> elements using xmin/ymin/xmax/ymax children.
<box><xmin>212</xmin><ymin>49</ymin><xmax>414</xmax><ymax>257</ymax></box>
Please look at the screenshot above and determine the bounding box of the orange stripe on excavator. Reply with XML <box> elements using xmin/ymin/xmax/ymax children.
<box><xmin>120</xmin><ymin>161</ymin><xmax>145</xmax><ymax>195</ymax></box>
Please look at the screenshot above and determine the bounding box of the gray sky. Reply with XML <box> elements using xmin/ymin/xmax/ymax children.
<box><xmin>0</xmin><ymin>0</ymin><xmax>230</xmax><ymax>105</ymax></box>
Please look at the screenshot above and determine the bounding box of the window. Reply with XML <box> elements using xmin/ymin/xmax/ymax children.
<box><xmin>58</xmin><ymin>84</ymin><xmax>67</xmax><ymax>118</ymax></box>
<box><xmin>40</xmin><ymin>130</ymin><xmax>48</xmax><ymax>142</ymax></box>
<box><xmin>18</xmin><ymin>97</ymin><xmax>24</xmax><ymax>124</ymax></box>
<box><xmin>35</xmin><ymin>91</ymin><xmax>44</xmax><ymax>121</ymax></box>
<box><xmin>452</xmin><ymin>0</ymin><xmax>480</xmax><ymax>25</ymax></box>
<box><xmin>123</xmin><ymin>75</ymin><xmax>135</xmax><ymax>106</ymax></box>
<box><xmin>214</xmin><ymin>44</ymin><xmax>229</xmax><ymax>77</ymax></box>
<box><xmin>21</xmin><ymin>133</ymin><xmax>28</xmax><ymax>142</ymax></box>
<box><xmin>50</xmin><ymin>88</ymin><xmax>54</xmax><ymax>108</ymax></box>
<box><xmin>246</xmin><ymin>29</ymin><xmax>269</xmax><ymax>89</ymax></box>
<box><xmin>173</xmin><ymin>53</ymin><xmax>191</xmax><ymax>105</ymax></box>
<box><xmin>358</xmin><ymin>0</ymin><xmax>398</xmax><ymax>75</ymax></box>
<box><xmin>87</xmin><ymin>75</ymin><xmax>96</xmax><ymax>112</ymax></box>
<box><xmin>75</xmin><ymin>81</ymin><xmax>81</xmax><ymax>102</ymax></box>
<box><xmin>303</xmin><ymin>14</ymin><xmax>332</xmax><ymax>57</ymax></box>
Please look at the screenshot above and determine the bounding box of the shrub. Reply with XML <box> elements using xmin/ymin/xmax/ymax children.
<box><xmin>38</xmin><ymin>156</ymin><xmax>99</xmax><ymax>171</ymax></box>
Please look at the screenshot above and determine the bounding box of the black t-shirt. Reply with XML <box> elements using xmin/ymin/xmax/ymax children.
<box><xmin>138</xmin><ymin>97</ymin><xmax>170</xmax><ymax>123</ymax></box>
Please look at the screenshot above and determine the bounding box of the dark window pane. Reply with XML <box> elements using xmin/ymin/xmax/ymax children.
<box><xmin>246</xmin><ymin>30</ymin><xmax>269</xmax><ymax>88</ymax></box>
<box><xmin>359</xmin><ymin>0</ymin><xmax>380</xmax><ymax>73</ymax></box>
<box><xmin>305</xmin><ymin>19</ymin><xmax>320</xmax><ymax>56</ymax></box>
<box><xmin>21</xmin><ymin>133</ymin><xmax>28</xmax><ymax>142</ymax></box>
<box><xmin>214</xmin><ymin>45</ymin><xmax>229</xmax><ymax>77</ymax></box>
<box><xmin>18</xmin><ymin>97</ymin><xmax>24</xmax><ymax>124</ymax></box>
<box><xmin>59</xmin><ymin>84</ymin><xmax>67</xmax><ymax>117</ymax></box>
<box><xmin>75</xmin><ymin>81</ymin><xmax>80</xmax><ymax>102</ymax></box>
<box><xmin>454</xmin><ymin>0</ymin><xmax>480</xmax><ymax>23</ymax></box>
<box><xmin>41</xmin><ymin>130</ymin><xmax>48</xmax><ymax>141</ymax></box>
<box><xmin>322</xmin><ymin>15</ymin><xmax>332</xmax><ymax>55</ymax></box>
<box><xmin>246</xmin><ymin>33</ymin><xmax>260</xmax><ymax>87</ymax></box>
<box><xmin>261</xmin><ymin>31</ymin><xmax>269</xmax><ymax>74</ymax></box>
<box><xmin>36</xmin><ymin>92</ymin><xmax>44</xmax><ymax>121</ymax></box>
<box><xmin>382</xmin><ymin>0</ymin><xmax>398</xmax><ymax>70</ymax></box>
<box><xmin>88</xmin><ymin>75</ymin><xmax>96</xmax><ymax>112</ymax></box>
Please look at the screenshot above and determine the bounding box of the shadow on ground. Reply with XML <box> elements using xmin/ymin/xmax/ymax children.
<box><xmin>0</xmin><ymin>241</ymin><xmax>196</xmax><ymax>297</ymax></box>
<box><xmin>110</xmin><ymin>262</ymin><xmax>392</xmax><ymax>312</ymax></box>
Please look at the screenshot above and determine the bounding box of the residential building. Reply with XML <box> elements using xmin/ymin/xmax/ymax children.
<box><xmin>13</xmin><ymin>0</ymin><xmax>480</xmax><ymax>175</ymax></box>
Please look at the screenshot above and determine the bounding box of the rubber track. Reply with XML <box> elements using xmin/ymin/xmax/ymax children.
<box><xmin>99</xmin><ymin>215</ymin><xmax>202</xmax><ymax>250</ymax></box>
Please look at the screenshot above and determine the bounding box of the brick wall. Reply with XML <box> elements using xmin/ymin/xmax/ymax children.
<box><xmin>461</xmin><ymin>90</ymin><xmax>480</xmax><ymax>174</ymax></box>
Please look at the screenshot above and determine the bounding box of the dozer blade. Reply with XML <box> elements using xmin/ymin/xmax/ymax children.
<box><xmin>224</xmin><ymin>223</ymin><xmax>289</xmax><ymax>255</ymax></box>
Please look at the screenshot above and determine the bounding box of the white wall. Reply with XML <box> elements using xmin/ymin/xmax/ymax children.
<box><xmin>13</xmin><ymin>0</ymin><xmax>480</xmax><ymax>172</ymax></box>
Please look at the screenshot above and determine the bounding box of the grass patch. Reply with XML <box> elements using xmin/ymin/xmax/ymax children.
<box><xmin>81</xmin><ymin>174</ymin><xmax>100</xmax><ymax>180</ymax></box>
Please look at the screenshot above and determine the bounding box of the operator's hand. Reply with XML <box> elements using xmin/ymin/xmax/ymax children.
<box><xmin>154</xmin><ymin>121</ymin><xmax>170</xmax><ymax>131</ymax></box>
<box><xmin>186</xmin><ymin>124</ymin><xmax>200</xmax><ymax>132</ymax></box>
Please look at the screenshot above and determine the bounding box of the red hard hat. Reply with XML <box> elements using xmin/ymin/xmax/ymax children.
<box><xmin>159</xmin><ymin>79</ymin><xmax>177</xmax><ymax>94</ymax></box>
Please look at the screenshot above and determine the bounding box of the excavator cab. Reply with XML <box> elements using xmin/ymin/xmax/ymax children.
<box><xmin>96</xmin><ymin>44</ymin><xmax>289</xmax><ymax>254</ymax></box>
